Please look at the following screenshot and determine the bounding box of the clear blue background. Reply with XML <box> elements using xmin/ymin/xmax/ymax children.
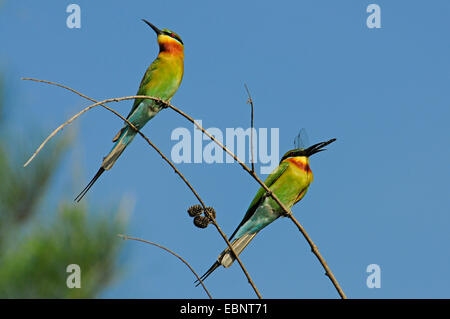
<box><xmin>1</xmin><ymin>0</ymin><xmax>449</xmax><ymax>298</ymax></box>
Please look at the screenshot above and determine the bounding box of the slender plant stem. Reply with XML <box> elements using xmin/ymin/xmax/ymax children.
<box><xmin>21</xmin><ymin>78</ymin><xmax>205</xmax><ymax>207</ymax></box>
<box><xmin>244</xmin><ymin>84</ymin><xmax>255</xmax><ymax>173</ymax></box>
<box><xmin>285</xmin><ymin>215</ymin><xmax>346</xmax><ymax>298</ymax></box>
<box><xmin>160</xmin><ymin>96</ymin><xmax>348</xmax><ymax>299</ymax></box>
<box><xmin>118</xmin><ymin>234</ymin><xmax>212</xmax><ymax>299</ymax></box>
<box><xmin>23</xmin><ymin>77</ymin><xmax>346</xmax><ymax>298</ymax></box>
<box><xmin>22</xmin><ymin>77</ymin><xmax>263</xmax><ymax>299</ymax></box>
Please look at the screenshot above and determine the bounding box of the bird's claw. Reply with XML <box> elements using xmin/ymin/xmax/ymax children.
<box><xmin>156</xmin><ymin>99</ymin><xmax>168</xmax><ymax>109</ymax></box>
<box><xmin>281</xmin><ymin>211</ymin><xmax>291</xmax><ymax>217</ymax></box>
<box><xmin>263</xmin><ymin>190</ymin><xmax>273</xmax><ymax>199</ymax></box>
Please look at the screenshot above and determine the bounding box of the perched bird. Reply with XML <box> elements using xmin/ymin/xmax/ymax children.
<box><xmin>75</xmin><ymin>20</ymin><xmax>184</xmax><ymax>201</ymax></box>
<box><xmin>196</xmin><ymin>138</ymin><xmax>336</xmax><ymax>284</ymax></box>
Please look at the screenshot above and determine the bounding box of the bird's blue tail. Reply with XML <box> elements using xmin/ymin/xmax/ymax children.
<box><xmin>194</xmin><ymin>232</ymin><xmax>258</xmax><ymax>286</ymax></box>
<box><xmin>102</xmin><ymin>126</ymin><xmax>137</xmax><ymax>170</ymax></box>
<box><xmin>74</xmin><ymin>126</ymin><xmax>137</xmax><ymax>202</ymax></box>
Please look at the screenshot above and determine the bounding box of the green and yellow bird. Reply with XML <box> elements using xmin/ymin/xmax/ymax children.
<box><xmin>75</xmin><ymin>19</ymin><xmax>184</xmax><ymax>201</ymax></box>
<box><xmin>196</xmin><ymin>138</ymin><xmax>336</xmax><ymax>283</ymax></box>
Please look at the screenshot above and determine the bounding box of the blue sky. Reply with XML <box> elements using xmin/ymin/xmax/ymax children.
<box><xmin>1</xmin><ymin>0</ymin><xmax>449</xmax><ymax>298</ymax></box>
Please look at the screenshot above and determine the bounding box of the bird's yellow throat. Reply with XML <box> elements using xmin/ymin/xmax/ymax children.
<box><xmin>158</xmin><ymin>34</ymin><xmax>184</xmax><ymax>55</ymax></box>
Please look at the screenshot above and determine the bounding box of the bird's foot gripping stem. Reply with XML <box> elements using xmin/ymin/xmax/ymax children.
<box><xmin>155</xmin><ymin>98</ymin><xmax>169</xmax><ymax>109</ymax></box>
<box><xmin>281</xmin><ymin>210</ymin><xmax>292</xmax><ymax>218</ymax></box>
<box><xmin>263</xmin><ymin>190</ymin><xmax>273</xmax><ymax>200</ymax></box>
<box><xmin>263</xmin><ymin>190</ymin><xmax>290</xmax><ymax>217</ymax></box>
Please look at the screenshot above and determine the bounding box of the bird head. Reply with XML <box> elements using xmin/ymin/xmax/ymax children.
<box><xmin>280</xmin><ymin>138</ymin><xmax>336</xmax><ymax>163</ymax></box>
<box><xmin>142</xmin><ymin>19</ymin><xmax>184</xmax><ymax>52</ymax></box>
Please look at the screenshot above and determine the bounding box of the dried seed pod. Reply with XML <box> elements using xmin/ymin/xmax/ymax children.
<box><xmin>204</xmin><ymin>206</ymin><xmax>216</xmax><ymax>220</ymax></box>
<box><xmin>187</xmin><ymin>204</ymin><xmax>203</xmax><ymax>217</ymax></box>
<box><xmin>193</xmin><ymin>216</ymin><xmax>209</xmax><ymax>229</ymax></box>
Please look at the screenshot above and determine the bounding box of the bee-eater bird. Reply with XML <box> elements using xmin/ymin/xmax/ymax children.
<box><xmin>75</xmin><ymin>19</ymin><xmax>184</xmax><ymax>202</ymax></box>
<box><xmin>196</xmin><ymin>138</ymin><xmax>336</xmax><ymax>284</ymax></box>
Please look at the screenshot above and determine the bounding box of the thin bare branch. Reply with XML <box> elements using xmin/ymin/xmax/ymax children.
<box><xmin>24</xmin><ymin>77</ymin><xmax>346</xmax><ymax>298</ymax></box>
<box><xmin>21</xmin><ymin>78</ymin><xmax>205</xmax><ymax>208</ymax></box>
<box><xmin>22</xmin><ymin>77</ymin><xmax>263</xmax><ymax>299</ymax></box>
<box><xmin>118</xmin><ymin>234</ymin><xmax>212</xmax><ymax>299</ymax></box>
<box><xmin>244</xmin><ymin>84</ymin><xmax>255</xmax><ymax>173</ymax></box>
<box><xmin>21</xmin><ymin>94</ymin><xmax>159</xmax><ymax>167</ymax></box>
<box><xmin>285</xmin><ymin>214</ymin><xmax>346</xmax><ymax>298</ymax></box>
<box><xmin>161</xmin><ymin>96</ymin><xmax>347</xmax><ymax>299</ymax></box>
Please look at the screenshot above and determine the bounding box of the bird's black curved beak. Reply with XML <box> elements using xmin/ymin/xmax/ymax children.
<box><xmin>305</xmin><ymin>138</ymin><xmax>337</xmax><ymax>156</ymax></box>
<box><xmin>142</xmin><ymin>19</ymin><xmax>161</xmax><ymax>35</ymax></box>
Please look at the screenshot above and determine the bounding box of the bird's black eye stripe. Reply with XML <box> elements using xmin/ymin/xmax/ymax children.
<box><xmin>280</xmin><ymin>150</ymin><xmax>307</xmax><ymax>163</ymax></box>
<box><xmin>280</xmin><ymin>151</ymin><xmax>295</xmax><ymax>163</ymax></box>
<box><xmin>163</xmin><ymin>31</ymin><xmax>183</xmax><ymax>44</ymax></box>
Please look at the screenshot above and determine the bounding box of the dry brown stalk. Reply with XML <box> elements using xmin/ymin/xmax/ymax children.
<box><xmin>22</xmin><ymin>77</ymin><xmax>263</xmax><ymax>299</ymax></box>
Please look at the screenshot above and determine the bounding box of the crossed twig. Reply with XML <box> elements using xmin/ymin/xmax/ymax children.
<box><xmin>22</xmin><ymin>77</ymin><xmax>346</xmax><ymax>299</ymax></box>
<box><xmin>22</xmin><ymin>77</ymin><xmax>262</xmax><ymax>299</ymax></box>
<box><xmin>118</xmin><ymin>234</ymin><xmax>212</xmax><ymax>299</ymax></box>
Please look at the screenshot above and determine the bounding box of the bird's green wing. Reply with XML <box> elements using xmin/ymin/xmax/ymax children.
<box><xmin>125</xmin><ymin>59</ymin><xmax>159</xmax><ymax>120</ymax></box>
<box><xmin>229</xmin><ymin>161</ymin><xmax>289</xmax><ymax>240</ymax></box>
<box><xmin>112</xmin><ymin>66</ymin><xmax>156</xmax><ymax>142</ymax></box>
